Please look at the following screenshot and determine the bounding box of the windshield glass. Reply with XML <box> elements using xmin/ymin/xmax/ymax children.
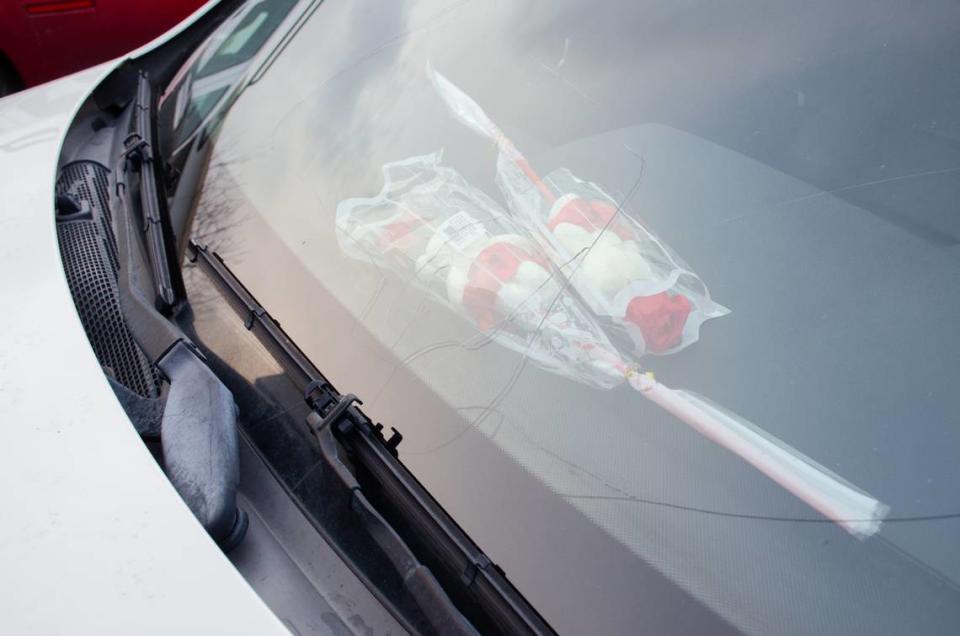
<box><xmin>162</xmin><ymin>0</ymin><xmax>299</xmax><ymax>151</ymax></box>
<box><xmin>171</xmin><ymin>0</ymin><xmax>960</xmax><ymax>633</ymax></box>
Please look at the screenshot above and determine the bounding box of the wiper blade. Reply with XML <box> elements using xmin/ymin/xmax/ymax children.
<box><xmin>188</xmin><ymin>240</ymin><xmax>556</xmax><ymax>636</ymax></box>
<box><xmin>122</xmin><ymin>71</ymin><xmax>178</xmax><ymax>308</ymax></box>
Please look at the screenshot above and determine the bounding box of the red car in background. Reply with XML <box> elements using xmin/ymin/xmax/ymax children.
<box><xmin>0</xmin><ymin>0</ymin><xmax>206</xmax><ymax>95</ymax></box>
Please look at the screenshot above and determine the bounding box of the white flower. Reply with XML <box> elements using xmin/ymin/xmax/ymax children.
<box><xmin>553</xmin><ymin>222</ymin><xmax>653</xmax><ymax>298</ymax></box>
<box><xmin>498</xmin><ymin>260</ymin><xmax>560</xmax><ymax>316</ymax></box>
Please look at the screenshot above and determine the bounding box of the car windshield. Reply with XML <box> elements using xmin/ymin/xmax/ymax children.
<box><xmin>162</xmin><ymin>0</ymin><xmax>299</xmax><ymax>151</ymax></box>
<box><xmin>167</xmin><ymin>0</ymin><xmax>960</xmax><ymax>633</ymax></box>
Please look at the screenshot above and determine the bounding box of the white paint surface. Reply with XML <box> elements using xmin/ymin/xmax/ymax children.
<box><xmin>0</xmin><ymin>6</ymin><xmax>289</xmax><ymax>634</ymax></box>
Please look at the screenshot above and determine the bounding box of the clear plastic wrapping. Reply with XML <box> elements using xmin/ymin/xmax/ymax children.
<box><xmin>332</xmin><ymin>72</ymin><xmax>888</xmax><ymax>539</ymax></box>
<box><xmin>336</xmin><ymin>151</ymin><xmax>625</xmax><ymax>389</ymax></box>
<box><xmin>431</xmin><ymin>67</ymin><xmax>729</xmax><ymax>357</ymax></box>
<box><xmin>496</xmin><ymin>161</ymin><xmax>730</xmax><ymax>355</ymax></box>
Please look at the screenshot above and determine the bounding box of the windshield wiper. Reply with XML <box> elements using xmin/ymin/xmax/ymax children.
<box><xmin>121</xmin><ymin>71</ymin><xmax>180</xmax><ymax>309</ymax></box>
<box><xmin>107</xmin><ymin>73</ymin><xmax>246</xmax><ymax>549</ymax></box>
<box><xmin>188</xmin><ymin>240</ymin><xmax>556</xmax><ymax>636</ymax></box>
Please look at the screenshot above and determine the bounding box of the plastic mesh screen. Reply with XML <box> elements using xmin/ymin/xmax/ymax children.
<box><xmin>56</xmin><ymin>162</ymin><xmax>162</xmax><ymax>398</ymax></box>
<box><xmin>57</xmin><ymin>161</ymin><xmax>119</xmax><ymax>272</ymax></box>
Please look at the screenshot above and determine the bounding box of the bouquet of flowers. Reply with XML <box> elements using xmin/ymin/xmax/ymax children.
<box><xmin>432</xmin><ymin>70</ymin><xmax>729</xmax><ymax>357</ymax></box>
<box><xmin>336</xmin><ymin>151</ymin><xmax>625</xmax><ymax>390</ymax></box>
<box><xmin>333</xmin><ymin>75</ymin><xmax>889</xmax><ymax>539</ymax></box>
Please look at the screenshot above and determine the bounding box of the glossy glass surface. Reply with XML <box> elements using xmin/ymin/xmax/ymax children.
<box><xmin>173</xmin><ymin>1</ymin><xmax>960</xmax><ymax>633</ymax></box>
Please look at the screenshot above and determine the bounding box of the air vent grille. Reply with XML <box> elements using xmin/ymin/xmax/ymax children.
<box><xmin>56</xmin><ymin>161</ymin><xmax>162</xmax><ymax>398</ymax></box>
<box><xmin>57</xmin><ymin>161</ymin><xmax>118</xmax><ymax>272</ymax></box>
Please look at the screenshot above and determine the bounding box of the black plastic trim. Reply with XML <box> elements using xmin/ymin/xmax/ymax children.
<box><xmin>121</xmin><ymin>72</ymin><xmax>184</xmax><ymax>311</ymax></box>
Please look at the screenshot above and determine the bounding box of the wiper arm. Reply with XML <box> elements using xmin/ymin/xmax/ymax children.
<box><xmin>121</xmin><ymin>71</ymin><xmax>179</xmax><ymax>309</ymax></box>
<box><xmin>105</xmin><ymin>74</ymin><xmax>245</xmax><ymax>548</ymax></box>
<box><xmin>188</xmin><ymin>240</ymin><xmax>556</xmax><ymax>636</ymax></box>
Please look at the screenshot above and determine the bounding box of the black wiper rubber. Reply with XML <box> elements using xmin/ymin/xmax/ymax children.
<box><xmin>122</xmin><ymin>71</ymin><xmax>178</xmax><ymax>309</ymax></box>
<box><xmin>188</xmin><ymin>240</ymin><xmax>556</xmax><ymax>636</ymax></box>
<box><xmin>310</xmin><ymin>418</ymin><xmax>478</xmax><ymax>636</ymax></box>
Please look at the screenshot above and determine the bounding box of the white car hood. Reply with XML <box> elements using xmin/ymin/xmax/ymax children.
<box><xmin>0</xmin><ymin>14</ymin><xmax>288</xmax><ymax>636</ymax></box>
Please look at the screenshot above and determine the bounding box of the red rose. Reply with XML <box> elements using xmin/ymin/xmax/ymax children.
<box><xmin>625</xmin><ymin>292</ymin><xmax>692</xmax><ymax>353</ymax></box>
<box><xmin>380</xmin><ymin>211</ymin><xmax>424</xmax><ymax>250</ymax></box>
<box><xmin>462</xmin><ymin>286</ymin><xmax>500</xmax><ymax>331</ymax></box>
<box><xmin>462</xmin><ymin>241</ymin><xmax>547</xmax><ymax>331</ymax></box>
<box><xmin>547</xmin><ymin>197</ymin><xmax>633</xmax><ymax>241</ymax></box>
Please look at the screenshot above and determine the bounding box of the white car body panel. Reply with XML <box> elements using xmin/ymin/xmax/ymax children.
<box><xmin>0</xmin><ymin>5</ymin><xmax>289</xmax><ymax>634</ymax></box>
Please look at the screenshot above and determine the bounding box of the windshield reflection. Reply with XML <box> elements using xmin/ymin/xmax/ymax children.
<box><xmin>180</xmin><ymin>0</ymin><xmax>960</xmax><ymax>633</ymax></box>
